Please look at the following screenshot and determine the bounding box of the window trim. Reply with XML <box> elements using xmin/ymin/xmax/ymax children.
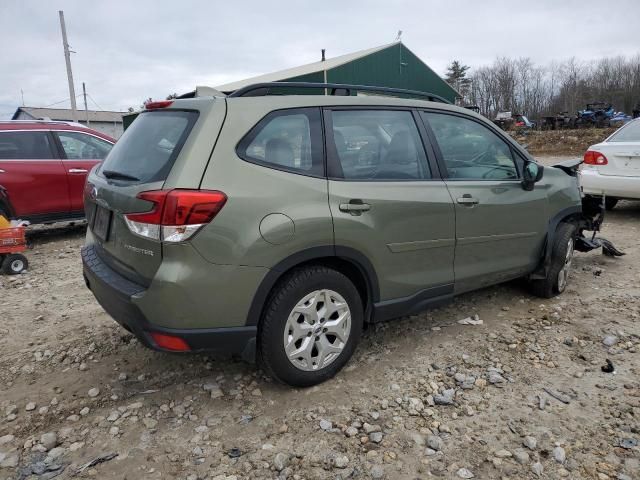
<box><xmin>0</xmin><ymin>130</ymin><xmax>59</xmax><ymax>161</ymax></box>
<box><xmin>235</xmin><ymin>107</ymin><xmax>325</xmax><ymax>179</ymax></box>
<box><xmin>323</xmin><ymin>106</ymin><xmax>438</xmax><ymax>182</ymax></box>
<box><xmin>419</xmin><ymin>109</ymin><xmax>525</xmax><ymax>182</ymax></box>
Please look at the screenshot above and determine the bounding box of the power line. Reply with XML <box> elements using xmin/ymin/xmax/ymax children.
<box><xmin>43</xmin><ymin>97</ymin><xmax>70</xmax><ymax>108</ymax></box>
<box><xmin>42</xmin><ymin>94</ymin><xmax>83</xmax><ymax>108</ymax></box>
<box><xmin>87</xmin><ymin>93</ymin><xmax>105</xmax><ymax>111</ymax></box>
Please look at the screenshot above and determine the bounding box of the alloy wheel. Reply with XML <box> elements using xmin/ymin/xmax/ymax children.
<box><xmin>283</xmin><ymin>289</ymin><xmax>351</xmax><ymax>371</ymax></box>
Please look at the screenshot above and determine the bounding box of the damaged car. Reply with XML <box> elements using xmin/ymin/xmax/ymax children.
<box><xmin>81</xmin><ymin>82</ymin><xmax>622</xmax><ymax>386</ymax></box>
<box><xmin>580</xmin><ymin>117</ymin><xmax>640</xmax><ymax>210</ymax></box>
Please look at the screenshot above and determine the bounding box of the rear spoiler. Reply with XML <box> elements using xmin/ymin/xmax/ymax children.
<box><xmin>177</xmin><ymin>86</ymin><xmax>226</xmax><ymax>99</ymax></box>
<box><xmin>552</xmin><ymin>158</ymin><xmax>583</xmax><ymax>176</ymax></box>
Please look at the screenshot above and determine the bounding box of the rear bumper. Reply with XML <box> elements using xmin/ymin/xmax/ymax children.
<box><xmin>581</xmin><ymin>169</ymin><xmax>640</xmax><ymax>199</ymax></box>
<box><xmin>81</xmin><ymin>244</ymin><xmax>257</xmax><ymax>360</ymax></box>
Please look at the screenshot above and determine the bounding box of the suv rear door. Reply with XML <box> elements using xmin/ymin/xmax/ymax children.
<box><xmin>0</xmin><ymin>129</ymin><xmax>70</xmax><ymax>218</ymax></box>
<box><xmin>325</xmin><ymin>108</ymin><xmax>456</xmax><ymax>309</ymax></box>
<box><xmin>54</xmin><ymin>130</ymin><xmax>113</xmax><ymax>211</ymax></box>
<box><xmin>421</xmin><ymin>110</ymin><xmax>548</xmax><ymax>293</ymax></box>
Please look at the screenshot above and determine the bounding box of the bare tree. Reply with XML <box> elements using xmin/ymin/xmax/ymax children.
<box><xmin>469</xmin><ymin>54</ymin><xmax>640</xmax><ymax>121</ymax></box>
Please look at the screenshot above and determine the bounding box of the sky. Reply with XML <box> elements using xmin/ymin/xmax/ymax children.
<box><xmin>1</xmin><ymin>0</ymin><xmax>639</xmax><ymax>119</ymax></box>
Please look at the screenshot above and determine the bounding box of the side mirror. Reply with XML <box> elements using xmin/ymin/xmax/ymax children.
<box><xmin>522</xmin><ymin>162</ymin><xmax>544</xmax><ymax>191</ymax></box>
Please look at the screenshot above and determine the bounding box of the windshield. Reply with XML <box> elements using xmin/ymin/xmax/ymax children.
<box><xmin>100</xmin><ymin>110</ymin><xmax>198</xmax><ymax>183</ymax></box>
<box><xmin>608</xmin><ymin>119</ymin><xmax>640</xmax><ymax>143</ymax></box>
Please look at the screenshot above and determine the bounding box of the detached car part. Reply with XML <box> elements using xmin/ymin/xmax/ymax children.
<box><xmin>554</xmin><ymin>158</ymin><xmax>624</xmax><ymax>257</ymax></box>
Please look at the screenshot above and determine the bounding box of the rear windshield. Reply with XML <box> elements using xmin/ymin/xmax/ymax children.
<box><xmin>609</xmin><ymin>119</ymin><xmax>640</xmax><ymax>143</ymax></box>
<box><xmin>100</xmin><ymin>110</ymin><xmax>197</xmax><ymax>183</ymax></box>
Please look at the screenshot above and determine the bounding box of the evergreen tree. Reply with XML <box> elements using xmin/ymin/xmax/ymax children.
<box><xmin>445</xmin><ymin>60</ymin><xmax>471</xmax><ymax>102</ymax></box>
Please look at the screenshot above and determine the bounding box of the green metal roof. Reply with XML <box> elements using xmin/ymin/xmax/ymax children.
<box><xmin>217</xmin><ymin>42</ymin><xmax>458</xmax><ymax>103</ymax></box>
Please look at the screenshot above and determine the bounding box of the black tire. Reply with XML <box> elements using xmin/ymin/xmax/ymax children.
<box><xmin>1</xmin><ymin>253</ymin><xmax>28</xmax><ymax>275</ymax></box>
<box><xmin>530</xmin><ymin>222</ymin><xmax>576</xmax><ymax>298</ymax></box>
<box><xmin>258</xmin><ymin>265</ymin><xmax>364</xmax><ymax>387</ymax></box>
<box><xmin>605</xmin><ymin>197</ymin><xmax>618</xmax><ymax>211</ymax></box>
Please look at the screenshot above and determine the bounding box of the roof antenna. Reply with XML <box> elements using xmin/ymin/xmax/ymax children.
<box><xmin>321</xmin><ymin>49</ymin><xmax>326</xmax><ymax>62</ymax></box>
<box><xmin>395</xmin><ymin>30</ymin><xmax>403</xmax><ymax>42</ymax></box>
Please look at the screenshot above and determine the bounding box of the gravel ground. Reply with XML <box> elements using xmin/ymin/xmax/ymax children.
<box><xmin>1</xmin><ymin>157</ymin><xmax>639</xmax><ymax>480</ymax></box>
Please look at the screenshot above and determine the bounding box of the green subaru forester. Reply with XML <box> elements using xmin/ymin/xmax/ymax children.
<box><xmin>82</xmin><ymin>82</ymin><xmax>606</xmax><ymax>386</ymax></box>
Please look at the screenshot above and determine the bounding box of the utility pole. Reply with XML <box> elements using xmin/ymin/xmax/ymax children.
<box><xmin>321</xmin><ymin>49</ymin><xmax>327</xmax><ymax>96</ymax></box>
<box><xmin>82</xmin><ymin>82</ymin><xmax>90</xmax><ymax>127</ymax></box>
<box><xmin>59</xmin><ymin>10</ymin><xmax>78</xmax><ymax>122</ymax></box>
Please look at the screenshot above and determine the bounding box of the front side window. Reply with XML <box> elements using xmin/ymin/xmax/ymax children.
<box><xmin>238</xmin><ymin>108</ymin><xmax>323</xmax><ymax>176</ymax></box>
<box><xmin>0</xmin><ymin>131</ymin><xmax>54</xmax><ymax>160</ymax></box>
<box><xmin>329</xmin><ymin>110</ymin><xmax>430</xmax><ymax>180</ymax></box>
<box><xmin>423</xmin><ymin>112</ymin><xmax>519</xmax><ymax>180</ymax></box>
<box><xmin>56</xmin><ymin>131</ymin><xmax>112</xmax><ymax>160</ymax></box>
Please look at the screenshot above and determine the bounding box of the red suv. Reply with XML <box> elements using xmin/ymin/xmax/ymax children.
<box><xmin>0</xmin><ymin>121</ymin><xmax>115</xmax><ymax>223</ymax></box>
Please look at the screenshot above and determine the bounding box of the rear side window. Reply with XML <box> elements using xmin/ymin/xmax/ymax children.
<box><xmin>0</xmin><ymin>131</ymin><xmax>55</xmax><ymax>160</ymax></box>
<box><xmin>56</xmin><ymin>131</ymin><xmax>112</xmax><ymax>160</ymax></box>
<box><xmin>328</xmin><ymin>110</ymin><xmax>430</xmax><ymax>180</ymax></box>
<box><xmin>608</xmin><ymin>119</ymin><xmax>640</xmax><ymax>142</ymax></box>
<box><xmin>100</xmin><ymin>110</ymin><xmax>197</xmax><ymax>183</ymax></box>
<box><xmin>237</xmin><ymin>108</ymin><xmax>323</xmax><ymax>176</ymax></box>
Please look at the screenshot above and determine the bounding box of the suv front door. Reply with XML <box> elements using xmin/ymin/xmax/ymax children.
<box><xmin>325</xmin><ymin>108</ymin><xmax>455</xmax><ymax>316</ymax></box>
<box><xmin>421</xmin><ymin>111</ymin><xmax>548</xmax><ymax>293</ymax></box>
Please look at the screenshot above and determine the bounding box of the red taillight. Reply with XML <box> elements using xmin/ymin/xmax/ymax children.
<box><xmin>145</xmin><ymin>100</ymin><xmax>174</xmax><ymax>110</ymax></box>
<box><xmin>583</xmin><ymin>150</ymin><xmax>608</xmax><ymax>165</ymax></box>
<box><xmin>161</xmin><ymin>190</ymin><xmax>227</xmax><ymax>226</ymax></box>
<box><xmin>125</xmin><ymin>191</ymin><xmax>168</xmax><ymax>224</ymax></box>
<box><xmin>123</xmin><ymin>189</ymin><xmax>227</xmax><ymax>242</ymax></box>
<box><xmin>149</xmin><ymin>332</ymin><xmax>190</xmax><ymax>352</ymax></box>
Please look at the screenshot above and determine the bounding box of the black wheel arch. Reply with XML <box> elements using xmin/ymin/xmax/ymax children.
<box><xmin>530</xmin><ymin>205</ymin><xmax>582</xmax><ymax>279</ymax></box>
<box><xmin>246</xmin><ymin>246</ymin><xmax>379</xmax><ymax>327</ymax></box>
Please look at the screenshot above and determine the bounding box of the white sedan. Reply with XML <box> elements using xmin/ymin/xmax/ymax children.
<box><xmin>581</xmin><ymin>118</ymin><xmax>640</xmax><ymax>210</ymax></box>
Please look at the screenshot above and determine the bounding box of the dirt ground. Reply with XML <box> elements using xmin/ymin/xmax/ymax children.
<box><xmin>510</xmin><ymin>128</ymin><xmax>616</xmax><ymax>156</ymax></box>
<box><xmin>1</xmin><ymin>156</ymin><xmax>639</xmax><ymax>480</ymax></box>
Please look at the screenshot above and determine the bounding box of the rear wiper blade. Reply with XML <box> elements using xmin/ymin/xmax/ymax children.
<box><xmin>102</xmin><ymin>169</ymin><xmax>140</xmax><ymax>181</ymax></box>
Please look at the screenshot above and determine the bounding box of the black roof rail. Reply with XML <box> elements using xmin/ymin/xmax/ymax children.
<box><xmin>227</xmin><ymin>82</ymin><xmax>452</xmax><ymax>104</ymax></box>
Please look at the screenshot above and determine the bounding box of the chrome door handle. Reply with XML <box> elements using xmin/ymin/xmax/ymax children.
<box><xmin>339</xmin><ymin>201</ymin><xmax>371</xmax><ymax>213</ymax></box>
<box><xmin>456</xmin><ymin>195</ymin><xmax>479</xmax><ymax>205</ymax></box>
<box><xmin>68</xmin><ymin>168</ymin><xmax>88</xmax><ymax>173</ymax></box>
<box><xmin>0</xmin><ymin>169</ymin><xmax>5</xmax><ymax>173</ymax></box>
